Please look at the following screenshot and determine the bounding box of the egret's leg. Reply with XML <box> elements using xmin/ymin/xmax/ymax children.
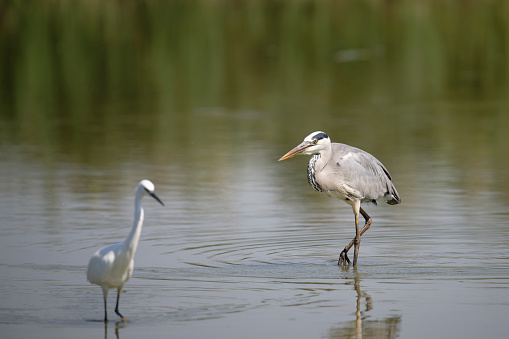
<box><xmin>102</xmin><ymin>285</ymin><xmax>109</xmax><ymax>322</ymax></box>
<box><xmin>104</xmin><ymin>297</ymin><xmax>108</xmax><ymax>323</ymax></box>
<box><xmin>339</xmin><ymin>205</ymin><xmax>372</xmax><ymax>266</ymax></box>
<box><xmin>114</xmin><ymin>288</ymin><xmax>126</xmax><ymax>322</ymax></box>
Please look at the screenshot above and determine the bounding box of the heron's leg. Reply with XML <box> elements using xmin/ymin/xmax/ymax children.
<box><xmin>339</xmin><ymin>204</ymin><xmax>372</xmax><ymax>266</ymax></box>
<box><xmin>342</xmin><ymin>208</ymin><xmax>372</xmax><ymax>252</ymax></box>
<box><xmin>352</xmin><ymin>204</ymin><xmax>361</xmax><ymax>266</ymax></box>
<box><xmin>114</xmin><ymin>288</ymin><xmax>126</xmax><ymax>322</ymax></box>
<box><xmin>359</xmin><ymin>207</ymin><xmax>371</xmax><ymax>225</ymax></box>
<box><xmin>102</xmin><ymin>285</ymin><xmax>109</xmax><ymax>322</ymax></box>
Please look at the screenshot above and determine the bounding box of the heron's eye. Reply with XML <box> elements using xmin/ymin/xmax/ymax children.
<box><xmin>313</xmin><ymin>139</ymin><xmax>318</xmax><ymax>144</ymax></box>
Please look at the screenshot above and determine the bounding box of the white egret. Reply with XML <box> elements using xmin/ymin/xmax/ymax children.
<box><xmin>87</xmin><ymin>180</ymin><xmax>164</xmax><ymax>322</ymax></box>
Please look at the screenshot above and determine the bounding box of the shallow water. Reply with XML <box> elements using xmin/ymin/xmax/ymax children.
<box><xmin>2</xmin><ymin>1</ymin><xmax>509</xmax><ymax>338</ymax></box>
<box><xmin>1</xmin><ymin>138</ymin><xmax>509</xmax><ymax>338</ymax></box>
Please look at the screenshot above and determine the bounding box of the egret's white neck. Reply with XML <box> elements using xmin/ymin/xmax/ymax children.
<box><xmin>124</xmin><ymin>189</ymin><xmax>145</xmax><ymax>256</ymax></box>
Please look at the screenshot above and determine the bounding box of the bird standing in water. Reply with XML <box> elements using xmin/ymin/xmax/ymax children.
<box><xmin>278</xmin><ymin>131</ymin><xmax>401</xmax><ymax>266</ymax></box>
<box><xmin>87</xmin><ymin>180</ymin><xmax>164</xmax><ymax>322</ymax></box>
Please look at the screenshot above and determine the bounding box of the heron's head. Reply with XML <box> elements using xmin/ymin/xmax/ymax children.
<box><xmin>138</xmin><ymin>180</ymin><xmax>165</xmax><ymax>206</ymax></box>
<box><xmin>278</xmin><ymin>131</ymin><xmax>331</xmax><ymax>161</ymax></box>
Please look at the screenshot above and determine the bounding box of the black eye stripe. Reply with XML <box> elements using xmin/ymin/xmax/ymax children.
<box><xmin>313</xmin><ymin>132</ymin><xmax>328</xmax><ymax>141</ymax></box>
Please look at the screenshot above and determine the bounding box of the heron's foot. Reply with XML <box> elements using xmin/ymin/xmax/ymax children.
<box><xmin>338</xmin><ymin>248</ymin><xmax>351</xmax><ymax>266</ymax></box>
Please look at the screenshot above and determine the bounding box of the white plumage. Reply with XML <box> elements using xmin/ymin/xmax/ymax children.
<box><xmin>87</xmin><ymin>180</ymin><xmax>164</xmax><ymax>322</ymax></box>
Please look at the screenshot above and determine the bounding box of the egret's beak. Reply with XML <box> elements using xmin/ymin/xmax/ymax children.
<box><xmin>278</xmin><ymin>142</ymin><xmax>312</xmax><ymax>161</ymax></box>
<box><xmin>150</xmin><ymin>192</ymin><xmax>165</xmax><ymax>206</ymax></box>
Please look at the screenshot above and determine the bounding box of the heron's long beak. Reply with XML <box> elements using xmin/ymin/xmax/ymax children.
<box><xmin>150</xmin><ymin>192</ymin><xmax>165</xmax><ymax>206</ymax></box>
<box><xmin>278</xmin><ymin>142</ymin><xmax>312</xmax><ymax>161</ymax></box>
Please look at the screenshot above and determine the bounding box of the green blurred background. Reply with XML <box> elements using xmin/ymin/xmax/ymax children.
<box><xmin>1</xmin><ymin>0</ymin><xmax>509</xmax><ymax>194</ymax></box>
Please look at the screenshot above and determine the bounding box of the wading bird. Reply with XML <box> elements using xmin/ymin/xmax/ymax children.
<box><xmin>87</xmin><ymin>180</ymin><xmax>164</xmax><ymax>322</ymax></box>
<box><xmin>278</xmin><ymin>131</ymin><xmax>400</xmax><ymax>266</ymax></box>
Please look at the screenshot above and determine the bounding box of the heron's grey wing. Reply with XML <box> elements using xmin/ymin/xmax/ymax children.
<box><xmin>328</xmin><ymin>143</ymin><xmax>400</xmax><ymax>204</ymax></box>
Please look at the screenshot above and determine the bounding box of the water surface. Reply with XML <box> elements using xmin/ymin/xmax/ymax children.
<box><xmin>1</xmin><ymin>1</ymin><xmax>509</xmax><ymax>338</ymax></box>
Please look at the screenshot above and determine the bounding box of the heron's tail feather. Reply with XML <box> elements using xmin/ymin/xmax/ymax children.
<box><xmin>386</xmin><ymin>186</ymin><xmax>401</xmax><ymax>205</ymax></box>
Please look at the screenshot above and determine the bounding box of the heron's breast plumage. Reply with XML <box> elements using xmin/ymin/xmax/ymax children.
<box><xmin>307</xmin><ymin>154</ymin><xmax>323</xmax><ymax>192</ymax></box>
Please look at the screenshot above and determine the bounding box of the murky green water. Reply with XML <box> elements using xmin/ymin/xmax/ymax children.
<box><xmin>1</xmin><ymin>1</ymin><xmax>509</xmax><ymax>338</ymax></box>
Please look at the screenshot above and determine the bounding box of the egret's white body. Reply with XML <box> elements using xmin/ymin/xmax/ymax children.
<box><xmin>87</xmin><ymin>180</ymin><xmax>164</xmax><ymax>322</ymax></box>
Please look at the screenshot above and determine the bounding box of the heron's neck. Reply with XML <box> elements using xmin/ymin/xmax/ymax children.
<box><xmin>317</xmin><ymin>145</ymin><xmax>332</xmax><ymax>168</ymax></box>
<box><xmin>124</xmin><ymin>193</ymin><xmax>144</xmax><ymax>256</ymax></box>
<box><xmin>307</xmin><ymin>147</ymin><xmax>331</xmax><ymax>192</ymax></box>
<box><xmin>307</xmin><ymin>154</ymin><xmax>322</xmax><ymax>192</ymax></box>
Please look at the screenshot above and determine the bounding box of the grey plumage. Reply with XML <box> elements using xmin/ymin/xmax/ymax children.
<box><xmin>310</xmin><ymin>142</ymin><xmax>400</xmax><ymax>205</ymax></box>
<box><xmin>279</xmin><ymin>131</ymin><xmax>401</xmax><ymax>266</ymax></box>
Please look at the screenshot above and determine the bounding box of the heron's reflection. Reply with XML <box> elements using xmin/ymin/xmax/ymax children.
<box><xmin>329</xmin><ymin>270</ymin><xmax>401</xmax><ymax>339</ymax></box>
<box><xmin>352</xmin><ymin>271</ymin><xmax>373</xmax><ymax>338</ymax></box>
<box><xmin>104</xmin><ymin>320</ymin><xmax>124</xmax><ymax>339</ymax></box>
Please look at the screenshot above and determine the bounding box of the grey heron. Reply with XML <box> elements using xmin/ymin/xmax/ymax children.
<box><xmin>87</xmin><ymin>180</ymin><xmax>164</xmax><ymax>322</ymax></box>
<box><xmin>278</xmin><ymin>131</ymin><xmax>401</xmax><ymax>266</ymax></box>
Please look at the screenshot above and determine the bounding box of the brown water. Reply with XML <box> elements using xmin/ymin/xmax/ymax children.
<box><xmin>2</xmin><ymin>1</ymin><xmax>509</xmax><ymax>338</ymax></box>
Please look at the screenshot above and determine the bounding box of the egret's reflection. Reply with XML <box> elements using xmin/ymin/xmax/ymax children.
<box><xmin>104</xmin><ymin>321</ymin><xmax>124</xmax><ymax>339</ymax></box>
<box><xmin>329</xmin><ymin>270</ymin><xmax>401</xmax><ymax>339</ymax></box>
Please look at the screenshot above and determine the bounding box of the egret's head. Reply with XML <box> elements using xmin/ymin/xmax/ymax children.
<box><xmin>138</xmin><ymin>180</ymin><xmax>164</xmax><ymax>206</ymax></box>
<box><xmin>140</xmin><ymin>179</ymin><xmax>155</xmax><ymax>192</ymax></box>
<box><xmin>278</xmin><ymin>131</ymin><xmax>331</xmax><ymax>161</ymax></box>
